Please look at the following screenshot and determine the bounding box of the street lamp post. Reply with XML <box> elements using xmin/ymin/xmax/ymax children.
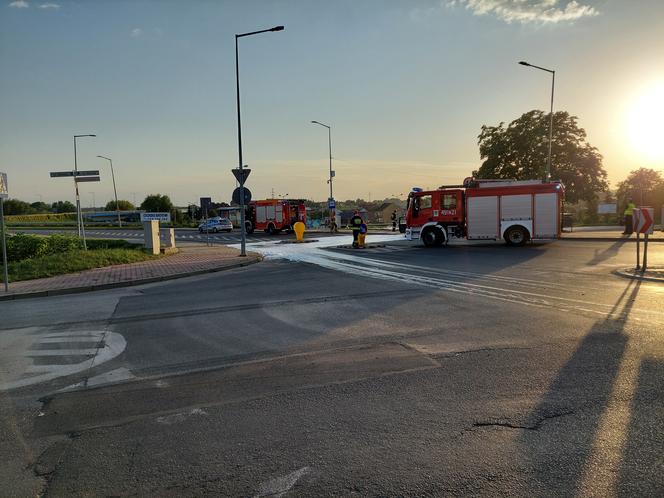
<box><xmin>74</xmin><ymin>134</ymin><xmax>96</xmax><ymax>250</ymax></box>
<box><xmin>235</xmin><ymin>25</ymin><xmax>284</xmax><ymax>257</ymax></box>
<box><xmin>519</xmin><ymin>61</ymin><xmax>555</xmax><ymax>181</ymax></box>
<box><xmin>311</xmin><ymin>120</ymin><xmax>334</xmax><ymax>226</ymax></box>
<box><xmin>97</xmin><ymin>155</ymin><xmax>122</xmax><ymax>226</ymax></box>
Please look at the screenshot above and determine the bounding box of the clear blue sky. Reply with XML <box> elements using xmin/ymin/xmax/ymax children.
<box><xmin>1</xmin><ymin>0</ymin><xmax>663</xmax><ymax>206</ymax></box>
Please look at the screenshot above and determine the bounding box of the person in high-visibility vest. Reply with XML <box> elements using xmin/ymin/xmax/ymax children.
<box><xmin>623</xmin><ymin>199</ymin><xmax>636</xmax><ymax>234</ymax></box>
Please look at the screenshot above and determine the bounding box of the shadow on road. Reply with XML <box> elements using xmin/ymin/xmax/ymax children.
<box><xmin>617</xmin><ymin>358</ymin><xmax>664</xmax><ymax>496</ymax></box>
<box><xmin>587</xmin><ymin>238</ymin><xmax>629</xmax><ymax>266</ymax></box>
<box><xmin>519</xmin><ymin>278</ymin><xmax>641</xmax><ymax>495</ymax></box>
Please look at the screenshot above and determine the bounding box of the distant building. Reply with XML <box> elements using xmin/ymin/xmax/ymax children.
<box><xmin>338</xmin><ymin>208</ymin><xmax>369</xmax><ymax>226</ymax></box>
<box><xmin>375</xmin><ymin>202</ymin><xmax>403</xmax><ymax>223</ymax></box>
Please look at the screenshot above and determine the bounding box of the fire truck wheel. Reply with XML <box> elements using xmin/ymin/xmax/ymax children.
<box><xmin>422</xmin><ymin>227</ymin><xmax>444</xmax><ymax>247</ymax></box>
<box><xmin>245</xmin><ymin>221</ymin><xmax>254</xmax><ymax>234</ymax></box>
<box><xmin>504</xmin><ymin>225</ymin><xmax>529</xmax><ymax>246</ymax></box>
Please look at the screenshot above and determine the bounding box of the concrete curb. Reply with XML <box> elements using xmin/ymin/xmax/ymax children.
<box><xmin>613</xmin><ymin>268</ymin><xmax>664</xmax><ymax>283</ymax></box>
<box><xmin>0</xmin><ymin>256</ymin><xmax>262</xmax><ymax>302</ymax></box>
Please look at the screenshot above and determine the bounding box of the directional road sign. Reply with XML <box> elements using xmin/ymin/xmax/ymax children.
<box><xmin>328</xmin><ymin>199</ymin><xmax>336</xmax><ymax>210</ymax></box>
<box><xmin>0</xmin><ymin>172</ymin><xmax>8</xmax><ymax>199</ymax></box>
<box><xmin>75</xmin><ymin>176</ymin><xmax>101</xmax><ymax>183</ymax></box>
<box><xmin>232</xmin><ymin>168</ymin><xmax>251</xmax><ymax>185</ymax></box>
<box><xmin>50</xmin><ymin>170</ymin><xmax>100</xmax><ymax>178</ymax></box>
<box><xmin>635</xmin><ymin>207</ymin><xmax>654</xmax><ymax>234</ymax></box>
<box><xmin>232</xmin><ymin>187</ymin><xmax>252</xmax><ymax>205</ymax></box>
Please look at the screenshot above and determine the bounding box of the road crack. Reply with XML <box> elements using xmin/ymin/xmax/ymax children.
<box><xmin>471</xmin><ymin>409</ymin><xmax>574</xmax><ymax>431</ymax></box>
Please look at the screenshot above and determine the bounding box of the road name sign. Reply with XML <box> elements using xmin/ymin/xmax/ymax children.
<box><xmin>140</xmin><ymin>212</ymin><xmax>171</xmax><ymax>222</ymax></box>
<box><xmin>232</xmin><ymin>168</ymin><xmax>251</xmax><ymax>185</ymax></box>
<box><xmin>0</xmin><ymin>172</ymin><xmax>8</xmax><ymax>199</ymax></box>
<box><xmin>75</xmin><ymin>176</ymin><xmax>101</xmax><ymax>183</ymax></box>
<box><xmin>328</xmin><ymin>199</ymin><xmax>336</xmax><ymax>209</ymax></box>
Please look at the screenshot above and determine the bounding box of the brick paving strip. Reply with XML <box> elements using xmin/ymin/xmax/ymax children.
<box><xmin>0</xmin><ymin>244</ymin><xmax>261</xmax><ymax>301</ymax></box>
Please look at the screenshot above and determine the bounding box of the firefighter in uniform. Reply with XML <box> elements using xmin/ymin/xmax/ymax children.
<box><xmin>350</xmin><ymin>210</ymin><xmax>363</xmax><ymax>248</ymax></box>
<box><xmin>623</xmin><ymin>199</ymin><xmax>636</xmax><ymax>235</ymax></box>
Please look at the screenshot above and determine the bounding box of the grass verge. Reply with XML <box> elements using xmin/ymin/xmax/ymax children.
<box><xmin>2</xmin><ymin>248</ymin><xmax>160</xmax><ymax>282</ymax></box>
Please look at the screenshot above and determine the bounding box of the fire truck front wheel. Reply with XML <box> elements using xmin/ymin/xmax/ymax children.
<box><xmin>245</xmin><ymin>221</ymin><xmax>254</xmax><ymax>234</ymax></box>
<box><xmin>504</xmin><ymin>225</ymin><xmax>529</xmax><ymax>246</ymax></box>
<box><xmin>422</xmin><ymin>227</ymin><xmax>445</xmax><ymax>247</ymax></box>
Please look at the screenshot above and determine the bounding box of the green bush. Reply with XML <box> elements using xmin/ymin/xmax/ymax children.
<box><xmin>44</xmin><ymin>234</ymin><xmax>83</xmax><ymax>253</ymax></box>
<box><xmin>6</xmin><ymin>234</ymin><xmax>48</xmax><ymax>262</ymax></box>
<box><xmin>5</xmin><ymin>234</ymin><xmax>140</xmax><ymax>262</ymax></box>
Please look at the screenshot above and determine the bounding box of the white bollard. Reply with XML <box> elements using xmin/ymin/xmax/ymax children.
<box><xmin>166</xmin><ymin>228</ymin><xmax>176</xmax><ymax>248</ymax></box>
<box><xmin>143</xmin><ymin>220</ymin><xmax>160</xmax><ymax>255</ymax></box>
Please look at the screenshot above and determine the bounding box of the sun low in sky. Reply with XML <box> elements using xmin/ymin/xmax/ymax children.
<box><xmin>1</xmin><ymin>0</ymin><xmax>663</xmax><ymax>205</ymax></box>
<box><xmin>626</xmin><ymin>83</ymin><xmax>664</xmax><ymax>162</ymax></box>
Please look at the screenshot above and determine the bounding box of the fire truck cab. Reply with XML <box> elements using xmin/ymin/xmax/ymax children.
<box><xmin>405</xmin><ymin>178</ymin><xmax>564</xmax><ymax>246</ymax></box>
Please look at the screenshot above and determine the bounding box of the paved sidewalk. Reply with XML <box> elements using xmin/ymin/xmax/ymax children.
<box><xmin>0</xmin><ymin>244</ymin><xmax>261</xmax><ymax>301</ymax></box>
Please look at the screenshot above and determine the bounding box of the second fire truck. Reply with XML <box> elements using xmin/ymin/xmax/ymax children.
<box><xmin>405</xmin><ymin>178</ymin><xmax>564</xmax><ymax>246</ymax></box>
<box><xmin>245</xmin><ymin>199</ymin><xmax>307</xmax><ymax>234</ymax></box>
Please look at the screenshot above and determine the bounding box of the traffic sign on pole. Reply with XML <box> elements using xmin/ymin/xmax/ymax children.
<box><xmin>232</xmin><ymin>187</ymin><xmax>252</xmax><ymax>205</ymax></box>
<box><xmin>232</xmin><ymin>168</ymin><xmax>251</xmax><ymax>185</ymax></box>
<box><xmin>635</xmin><ymin>207</ymin><xmax>654</xmax><ymax>234</ymax></box>
<box><xmin>0</xmin><ymin>172</ymin><xmax>8</xmax><ymax>199</ymax></box>
<box><xmin>74</xmin><ymin>176</ymin><xmax>101</xmax><ymax>183</ymax></box>
<box><xmin>0</xmin><ymin>172</ymin><xmax>9</xmax><ymax>291</ymax></box>
<box><xmin>50</xmin><ymin>170</ymin><xmax>100</xmax><ymax>178</ymax></box>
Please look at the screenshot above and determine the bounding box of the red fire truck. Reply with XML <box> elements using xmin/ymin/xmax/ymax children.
<box><xmin>245</xmin><ymin>199</ymin><xmax>307</xmax><ymax>235</ymax></box>
<box><xmin>405</xmin><ymin>178</ymin><xmax>564</xmax><ymax>246</ymax></box>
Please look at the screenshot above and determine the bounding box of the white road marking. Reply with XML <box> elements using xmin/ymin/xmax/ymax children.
<box><xmin>25</xmin><ymin>349</ymin><xmax>98</xmax><ymax>356</ymax></box>
<box><xmin>0</xmin><ymin>329</ymin><xmax>127</xmax><ymax>391</ymax></box>
<box><xmin>254</xmin><ymin>466</ymin><xmax>311</xmax><ymax>498</ymax></box>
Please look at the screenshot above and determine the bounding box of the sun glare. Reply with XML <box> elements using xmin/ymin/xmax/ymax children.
<box><xmin>626</xmin><ymin>83</ymin><xmax>664</xmax><ymax>161</ymax></box>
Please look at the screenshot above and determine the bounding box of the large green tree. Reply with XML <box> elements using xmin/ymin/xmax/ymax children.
<box><xmin>616</xmin><ymin>168</ymin><xmax>664</xmax><ymax>212</ymax></box>
<box><xmin>140</xmin><ymin>194</ymin><xmax>173</xmax><ymax>213</ymax></box>
<box><xmin>475</xmin><ymin>110</ymin><xmax>608</xmax><ymax>203</ymax></box>
<box><xmin>105</xmin><ymin>200</ymin><xmax>135</xmax><ymax>211</ymax></box>
<box><xmin>51</xmin><ymin>200</ymin><xmax>76</xmax><ymax>213</ymax></box>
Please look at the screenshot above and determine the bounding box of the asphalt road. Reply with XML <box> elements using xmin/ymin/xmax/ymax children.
<box><xmin>1</xmin><ymin>237</ymin><xmax>663</xmax><ymax>497</ymax></box>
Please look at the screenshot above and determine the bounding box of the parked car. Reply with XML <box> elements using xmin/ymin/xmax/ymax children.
<box><xmin>198</xmin><ymin>217</ymin><xmax>233</xmax><ymax>233</ymax></box>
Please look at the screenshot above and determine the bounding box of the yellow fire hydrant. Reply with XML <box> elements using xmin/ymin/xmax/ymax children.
<box><xmin>358</xmin><ymin>223</ymin><xmax>367</xmax><ymax>248</ymax></box>
<box><xmin>293</xmin><ymin>221</ymin><xmax>305</xmax><ymax>242</ymax></box>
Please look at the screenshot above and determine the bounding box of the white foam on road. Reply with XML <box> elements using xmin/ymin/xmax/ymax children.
<box><xmin>254</xmin><ymin>466</ymin><xmax>311</xmax><ymax>498</ymax></box>
<box><xmin>232</xmin><ymin>233</ymin><xmax>405</xmax><ymax>261</ymax></box>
